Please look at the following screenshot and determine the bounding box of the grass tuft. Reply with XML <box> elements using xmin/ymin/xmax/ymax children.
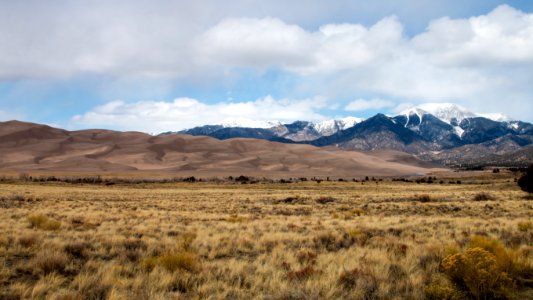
<box><xmin>473</xmin><ymin>192</ymin><xmax>494</xmax><ymax>201</ymax></box>
<box><xmin>34</xmin><ymin>249</ymin><xmax>69</xmax><ymax>275</ymax></box>
<box><xmin>27</xmin><ymin>214</ymin><xmax>61</xmax><ymax>231</ymax></box>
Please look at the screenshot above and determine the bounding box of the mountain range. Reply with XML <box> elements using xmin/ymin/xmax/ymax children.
<box><xmin>0</xmin><ymin>120</ymin><xmax>441</xmax><ymax>177</ymax></box>
<box><xmin>171</xmin><ymin>103</ymin><xmax>533</xmax><ymax>167</ymax></box>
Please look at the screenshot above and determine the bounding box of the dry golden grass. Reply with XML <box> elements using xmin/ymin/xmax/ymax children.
<box><xmin>0</xmin><ymin>172</ymin><xmax>532</xmax><ymax>299</ymax></box>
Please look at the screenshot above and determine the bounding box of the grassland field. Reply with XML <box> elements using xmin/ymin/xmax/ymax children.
<box><xmin>0</xmin><ymin>171</ymin><xmax>532</xmax><ymax>299</ymax></box>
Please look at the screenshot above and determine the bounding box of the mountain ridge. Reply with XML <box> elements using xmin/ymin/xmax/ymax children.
<box><xmin>170</xmin><ymin>103</ymin><xmax>532</xmax><ymax>167</ymax></box>
<box><xmin>0</xmin><ymin>120</ymin><xmax>443</xmax><ymax>177</ymax></box>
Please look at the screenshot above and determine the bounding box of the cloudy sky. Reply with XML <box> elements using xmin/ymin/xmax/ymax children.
<box><xmin>1</xmin><ymin>0</ymin><xmax>532</xmax><ymax>133</ymax></box>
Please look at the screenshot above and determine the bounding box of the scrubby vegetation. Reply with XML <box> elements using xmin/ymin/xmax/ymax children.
<box><xmin>518</xmin><ymin>164</ymin><xmax>533</xmax><ymax>194</ymax></box>
<box><xmin>0</xmin><ymin>172</ymin><xmax>532</xmax><ymax>298</ymax></box>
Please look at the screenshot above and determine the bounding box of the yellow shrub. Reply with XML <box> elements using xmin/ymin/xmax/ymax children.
<box><xmin>517</xmin><ymin>221</ymin><xmax>533</xmax><ymax>232</ymax></box>
<box><xmin>140</xmin><ymin>256</ymin><xmax>158</xmax><ymax>272</ymax></box>
<box><xmin>441</xmin><ymin>247</ymin><xmax>512</xmax><ymax>299</ymax></box>
<box><xmin>469</xmin><ymin>235</ymin><xmax>512</xmax><ymax>271</ymax></box>
<box><xmin>425</xmin><ymin>280</ymin><xmax>464</xmax><ymax>300</ymax></box>
<box><xmin>27</xmin><ymin>214</ymin><xmax>61</xmax><ymax>231</ymax></box>
<box><xmin>352</xmin><ymin>208</ymin><xmax>365</xmax><ymax>216</ymax></box>
<box><xmin>158</xmin><ymin>252</ymin><xmax>199</xmax><ymax>273</ymax></box>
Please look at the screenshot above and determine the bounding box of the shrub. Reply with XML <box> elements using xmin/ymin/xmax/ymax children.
<box><xmin>425</xmin><ymin>277</ymin><xmax>465</xmax><ymax>300</ymax></box>
<box><xmin>315</xmin><ymin>196</ymin><xmax>336</xmax><ymax>204</ymax></box>
<box><xmin>416</xmin><ymin>194</ymin><xmax>432</xmax><ymax>203</ymax></box>
<box><xmin>277</xmin><ymin>196</ymin><xmax>307</xmax><ymax>204</ymax></box>
<box><xmin>473</xmin><ymin>192</ymin><xmax>493</xmax><ymax>201</ymax></box>
<box><xmin>468</xmin><ymin>235</ymin><xmax>533</xmax><ymax>288</ymax></box>
<box><xmin>517</xmin><ymin>164</ymin><xmax>533</xmax><ymax>193</ymax></box>
<box><xmin>141</xmin><ymin>256</ymin><xmax>159</xmax><ymax>272</ymax></box>
<box><xmin>352</xmin><ymin>208</ymin><xmax>365</xmax><ymax>216</ymax></box>
<box><xmin>517</xmin><ymin>221</ymin><xmax>533</xmax><ymax>232</ymax></box>
<box><xmin>158</xmin><ymin>252</ymin><xmax>199</xmax><ymax>273</ymax></box>
<box><xmin>27</xmin><ymin>214</ymin><xmax>61</xmax><ymax>230</ymax></box>
<box><xmin>64</xmin><ymin>242</ymin><xmax>91</xmax><ymax>259</ymax></box>
<box><xmin>441</xmin><ymin>247</ymin><xmax>512</xmax><ymax>299</ymax></box>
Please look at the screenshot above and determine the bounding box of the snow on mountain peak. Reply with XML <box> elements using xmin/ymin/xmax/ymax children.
<box><xmin>415</xmin><ymin>103</ymin><xmax>476</xmax><ymax>124</ymax></box>
<box><xmin>399</xmin><ymin>107</ymin><xmax>428</xmax><ymax>121</ymax></box>
<box><xmin>477</xmin><ymin>113</ymin><xmax>511</xmax><ymax>122</ymax></box>
<box><xmin>220</xmin><ymin>118</ymin><xmax>281</xmax><ymax>128</ymax></box>
<box><xmin>400</xmin><ymin>103</ymin><xmax>512</xmax><ymax>124</ymax></box>
<box><xmin>339</xmin><ymin>116</ymin><xmax>364</xmax><ymax>129</ymax></box>
<box><xmin>313</xmin><ymin>117</ymin><xmax>363</xmax><ymax>135</ymax></box>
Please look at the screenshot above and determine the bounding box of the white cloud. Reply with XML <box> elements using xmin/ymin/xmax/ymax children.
<box><xmin>412</xmin><ymin>5</ymin><xmax>533</xmax><ymax>67</ymax></box>
<box><xmin>1</xmin><ymin>3</ymin><xmax>533</xmax><ymax>121</ymax></box>
<box><xmin>196</xmin><ymin>16</ymin><xmax>404</xmax><ymax>74</ymax></box>
<box><xmin>71</xmin><ymin>96</ymin><xmax>329</xmax><ymax>133</ymax></box>
<box><xmin>196</xmin><ymin>18</ymin><xmax>316</xmax><ymax>70</ymax></box>
<box><xmin>5</xmin><ymin>4</ymin><xmax>532</xmax><ymax>78</ymax></box>
<box><xmin>345</xmin><ymin>99</ymin><xmax>394</xmax><ymax>111</ymax></box>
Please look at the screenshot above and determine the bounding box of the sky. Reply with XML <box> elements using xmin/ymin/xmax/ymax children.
<box><xmin>0</xmin><ymin>0</ymin><xmax>532</xmax><ymax>133</ymax></box>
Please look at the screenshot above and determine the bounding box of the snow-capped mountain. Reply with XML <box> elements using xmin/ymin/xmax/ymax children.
<box><xmin>313</xmin><ymin>117</ymin><xmax>363</xmax><ymax>136</ymax></box>
<box><xmin>220</xmin><ymin>118</ymin><xmax>282</xmax><ymax>129</ymax></box>
<box><xmin>165</xmin><ymin>102</ymin><xmax>532</xmax><ymax>167</ymax></box>
<box><xmin>175</xmin><ymin>117</ymin><xmax>364</xmax><ymax>142</ymax></box>
<box><xmin>400</xmin><ymin>103</ymin><xmax>512</xmax><ymax>125</ymax></box>
<box><xmin>477</xmin><ymin>113</ymin><xmax>511</xmax><ymax>122</ymax></box>
<box><xmin>397</xmin><ymin>103</ymin><xmax>517</xmax><ymax>140</ymax></box>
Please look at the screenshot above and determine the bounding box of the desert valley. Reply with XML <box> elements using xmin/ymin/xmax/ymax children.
<box><xmin>0</xmin><ymin>118</ymin><xmax>532</xmax><ymax>299</ymax></box>
<box><xmin>2</xmin><ymin>1</ymin><xmax>533</xmax><ymax>299</ymax></box>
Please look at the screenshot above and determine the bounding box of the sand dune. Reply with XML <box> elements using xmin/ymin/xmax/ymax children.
<box><xmin>0</xmin><ymin>120</ymin><xmax>444</xmax><ymax>177</ymax></box>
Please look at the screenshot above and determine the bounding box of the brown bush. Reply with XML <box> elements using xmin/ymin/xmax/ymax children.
<box><xmin>416</xmin><ymin>194</ymin><xmax>432</xmax><ymax>202</ymax></box>
<box><xmin>315</xmin><ymin>196</ymin><xmax>336</xmax><ymax>204</ymax></box>
<box><xmin>473</xmin><ymin>192</ymin><xmax>493</xmax><ymax>201</ymax></box>
<box><xmin>64</xmin><ymin>242</ymin><xmax>91</xmax><ymax>259</ymax></box>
